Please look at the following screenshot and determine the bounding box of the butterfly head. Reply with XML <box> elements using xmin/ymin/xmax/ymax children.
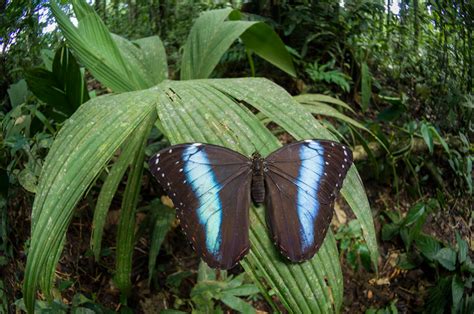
<box><xmin>251</xmin><ymin>152</ymin><xmax>266</xmax><ymax>174</ymax></box>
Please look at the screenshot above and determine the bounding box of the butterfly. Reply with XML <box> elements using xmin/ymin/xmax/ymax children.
<box><xmin>148</xmin><ymin>140</ymin><xmax>353</xmax><ymax>269</ymax></box>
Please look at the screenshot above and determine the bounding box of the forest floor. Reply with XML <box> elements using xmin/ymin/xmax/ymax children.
<box><xmin>3</xmin><ymin>173</ymin><xmax>472</xmax><ymax>313</ymax></box>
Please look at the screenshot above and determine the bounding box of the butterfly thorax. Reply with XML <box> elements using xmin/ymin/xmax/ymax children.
<box><xmin>251</xmin><ymin>152</ymin><xmax>266</xmax><ymax>204</ymax></box>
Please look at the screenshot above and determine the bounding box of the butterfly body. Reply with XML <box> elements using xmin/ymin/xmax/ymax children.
<box><xmin>149</xmin><ymin>140</ymin><xmax>352</xmax><ymax>269</ymax></box>
<box><xmin>250</xmin><ymin>153</ymin><xmax>266</xmax><ymax>204</ymax></box>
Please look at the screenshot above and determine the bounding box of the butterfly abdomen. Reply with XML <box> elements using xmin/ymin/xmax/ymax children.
<box><xmin>251</xmin><ymin>153</ymin><xmax>265</xmax><ymax>204</ymax></box>
<box><xmin>251</xmin><ymin>174</ymin><xmax>265</xmax><ymax>204</ymax></box>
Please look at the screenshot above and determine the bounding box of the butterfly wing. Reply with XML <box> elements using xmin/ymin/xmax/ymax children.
<box><xmin>149</xmin><ymin>143</ymin><xmax>252</xmax><ymax>269</ymax></box>
<box><xmin>264</xmin><ymin>140</ymin><xmax>353</xmax><ymax>262</ymax></box>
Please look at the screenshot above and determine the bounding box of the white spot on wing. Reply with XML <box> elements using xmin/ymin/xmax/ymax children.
<box><xmin>155</xmin><ymin>159</ymin><xmax>159</xmax><ymax>164</ymax></box>
<box><xmin>169</xmin><ymin>149</ymin><xmax>173</xmax><ymax>153</ymax></box>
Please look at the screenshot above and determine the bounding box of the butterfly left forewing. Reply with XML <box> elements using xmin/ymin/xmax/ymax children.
<box><xmin>149</xmin><ymin>143</ymin><xmax>252</xmax><ymax>269</ymax></box>
<box><xmin>264</xmin><ymin>140</ymin><xmax>353</xmax><ymax>262</ymax></box>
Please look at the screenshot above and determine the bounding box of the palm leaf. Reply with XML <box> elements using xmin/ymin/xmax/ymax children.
<box><xmin>91</xmin><ymin>136</ymin><xmax>144</xmax><ymax>260</ymax></box>
<box><xmin>294</xmin><ymin>94</ymin><xmax>354</xmax><ymax>113</ymax></box>
<box><xmin>24</xmin><ymin>79</ymin><xmax>377</xmax><ymax>313</ymax></box>
<box><xmin>50</xmin><ymin>0</ymin><xmax>167</xmax><ymax>92</ymax></box>
<box><xmin>114</xmin><ymin>112</ymin><xmax>156</xmax><ymax>296</ymax></box>
<box><xmin>23</xmin><ymin>91</ymin><xmax>157</xmax><ymax>312</ymax></box>
<box><xmin>180</xmin><ymin>8</ymin><xmax>295</xmax><ymax>80</ymax></box>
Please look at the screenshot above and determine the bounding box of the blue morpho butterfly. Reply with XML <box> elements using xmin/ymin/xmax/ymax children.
<box><xmin>148</xmin><ymin>140</ymin><xmax>353</xmax><ymax>269</ymax></box>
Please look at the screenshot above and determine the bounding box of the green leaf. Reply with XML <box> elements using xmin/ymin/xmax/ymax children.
<box><xmin>224</xmin><ymin>284</ymin><xmax>260</xmax><ymax>297</ymax></box>
<box><xmin>381</xmin><ymin>223</ymin><xmax>400</xmax><ymax>241</ymax></box>
<box><xmin>50</xmin><ymin>0</ymin><xmax>161</xmax><ymax>92</ymax></box>
<box><xmin>148</xmin><ymin>203</ymin><xmax>175</xmax><ymax>284</ymax></box>
<box><xmin>91</xmin><ymin>136</ymin><xmax>144</xmax><ymax>260</ymax></box>
<box><xmin>181</xmin><ymin>9</ymin><xmax>252</xmax><ymax>80</ymax></box>
<box><xmin>306</xmin><ymin>61</ymin><xmax>350</xmax><ymax>92</ymax></box>
<box><xmin>40</xmin><ymin>49</ymin><xmax>54</xmax><ymax>71</ymax></box>
<box><xmin>294</xmin><ymin>94</ymin><xmax>354</xmax><ymax>113</ymax></box>
<box><xmin>133</xmin><ymin>36</ymin><xmax>168</xmax><ymax>83</ymax></box>
<box><xmin>397</xmin><ymin>253</ymin><xmax>418</xmax><ymax>270</ymax></box>
<box><xmin>237</xmin><ymin>22</ymin><xmax>296</xmax><ymax>77</ymax></box>
<box><xmin>114</xmin><ymin>111</ymin><xmax>156</xmax><ymax>296</ymax></box>
<box><xmin>166</xmin><ymin>271</ymin><xmax>193</xmax><ymax>289</ymax></box>
<box><xmin>376</xmin><ymin>104</ymin><xmax>404</xmax><ymax>122</ymax></box>
<box><xmin>429</xmin><ymin>126</ymin><xmax>450</xmax><ymax>155</ymax></box>
<box><xmin>26</xmin><ymin>46</ymin><xmax>89</xmax><ymax>121</ymax></box>
<box><xmin>415</xmin><ymin>234</ymin><xmax>441</xmax><ymax>261</ymax></box>
<box><xmin>452</xmin><ymin>274</ymin><xmax>464</xmax><ymax>310</ymax></box>
<box><xmin>426</xmin><ymin>276</ymin><xmax>451</xmax><ymax>314</ymax></box>
<box><xmin>17</xmin><ymin>168</ymin><xmax>38</xmax><ymax>193</ymax></box>
<box><xmin>361</xmin><ymin>62</ymin><xmax>371</xmax><ymax>112</ymax></box>
<box><xmin>220</xmin><ymin>293</ymin><xmax>256</xmax><ymax>314</ymax></box>
<box><xmin>435</xmin><ymin>248</ymin><xmax>457</xmax><ymax>271</ymax></box>
<box><xmin>7</xmin><ymin>79</ymin><xmax>29</xmax><ymax>108</ymax></box>
<box><xmin>72</xmin><ymin>307</ymin><xmax>96</xmax><ymax>314</ymax></box>
<box><xmin>420</xmin><ymin>122</ymin><xmax>434</xmax><ymax>154</ymax></box>
<box><xmin>403</xmin><ymin>203</ymin><xmax>425</xmax><ymax>227</ymax></box>
<box><xmin>301</xmin><ymin>102</ymin><xmax>369</xmax><ymax>132</ymax></box>
<box><xmin>197</xmin><ymin>261</ymin><xmax>217</xmax><ymax>282</ymax></box>
<box><xmin>23</xmin><ymin>90</ymin><xmax>156</xmax><ymax>313</ymax></box>
<box><xmin>180</xmin><ymin>9</ymin><xmax>294</xmax><ymax>80</ymax></box>
<box><xmin>357</xmin><ymin>244</ymin><xmax>372</xmax><ymax>271</ymax></box>
<box><xmin>455</xmin><ymin>232</ymin><xmax>468</xmax><ymax>264</ymax></box>
<box><xmin>112</xmin><ymin>34</ymin><xmax>167</xmax><ymax>86</ymax></box>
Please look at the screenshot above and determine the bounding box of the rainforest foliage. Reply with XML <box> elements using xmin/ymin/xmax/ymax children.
<box><xmin>0</xmin><ymin>0</ymin><xmax>472</xmax><ymax>313</ymax></box>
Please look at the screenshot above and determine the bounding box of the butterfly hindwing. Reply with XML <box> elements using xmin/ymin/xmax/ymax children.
<box><xmin>264</xmin><ymin>140</ymin><xmax>353</xmax><ymax>262</ymax></box>
<box><xmin>149</xmin><ymin>143</ymin><xmax>252</xmax><ymax>269</ymax></box>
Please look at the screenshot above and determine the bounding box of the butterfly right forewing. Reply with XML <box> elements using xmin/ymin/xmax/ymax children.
<box><xmin>264</xmin><ymin>140</ymin><xmax>353</xmax><ymax>262</ymax></box>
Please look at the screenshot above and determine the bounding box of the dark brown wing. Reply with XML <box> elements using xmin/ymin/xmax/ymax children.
<box><xmin>264</xmin><ymin>140</ymin><xmax>353</xmax><ymax>262</ymax></box>
<box><xmin>149</xmin><ymin>143</ymin><xmax>252</xmax><ymax>269</ymax></box>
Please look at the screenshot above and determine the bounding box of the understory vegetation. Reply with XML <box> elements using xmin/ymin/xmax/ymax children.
<box><xmin>0</xmin><ymin>0</ymin><xmax>472</xmax><ymax>313</ymax></box>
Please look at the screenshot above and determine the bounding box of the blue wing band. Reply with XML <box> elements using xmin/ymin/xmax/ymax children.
<box><xmin>183</xmin><ymin>144</ymin><xmax>222</xmax><ymax>259</ymax></box>
<box><xmin>297</xmin><ymin>141</ymin><xmax>325</xmax><ymax>250</ymax></box>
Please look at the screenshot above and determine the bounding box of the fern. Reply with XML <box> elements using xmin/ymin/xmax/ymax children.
<box><xmin>306</xmin><ymin>60</ymin><xmax>351</xmax><ymax>93</ymax></box>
